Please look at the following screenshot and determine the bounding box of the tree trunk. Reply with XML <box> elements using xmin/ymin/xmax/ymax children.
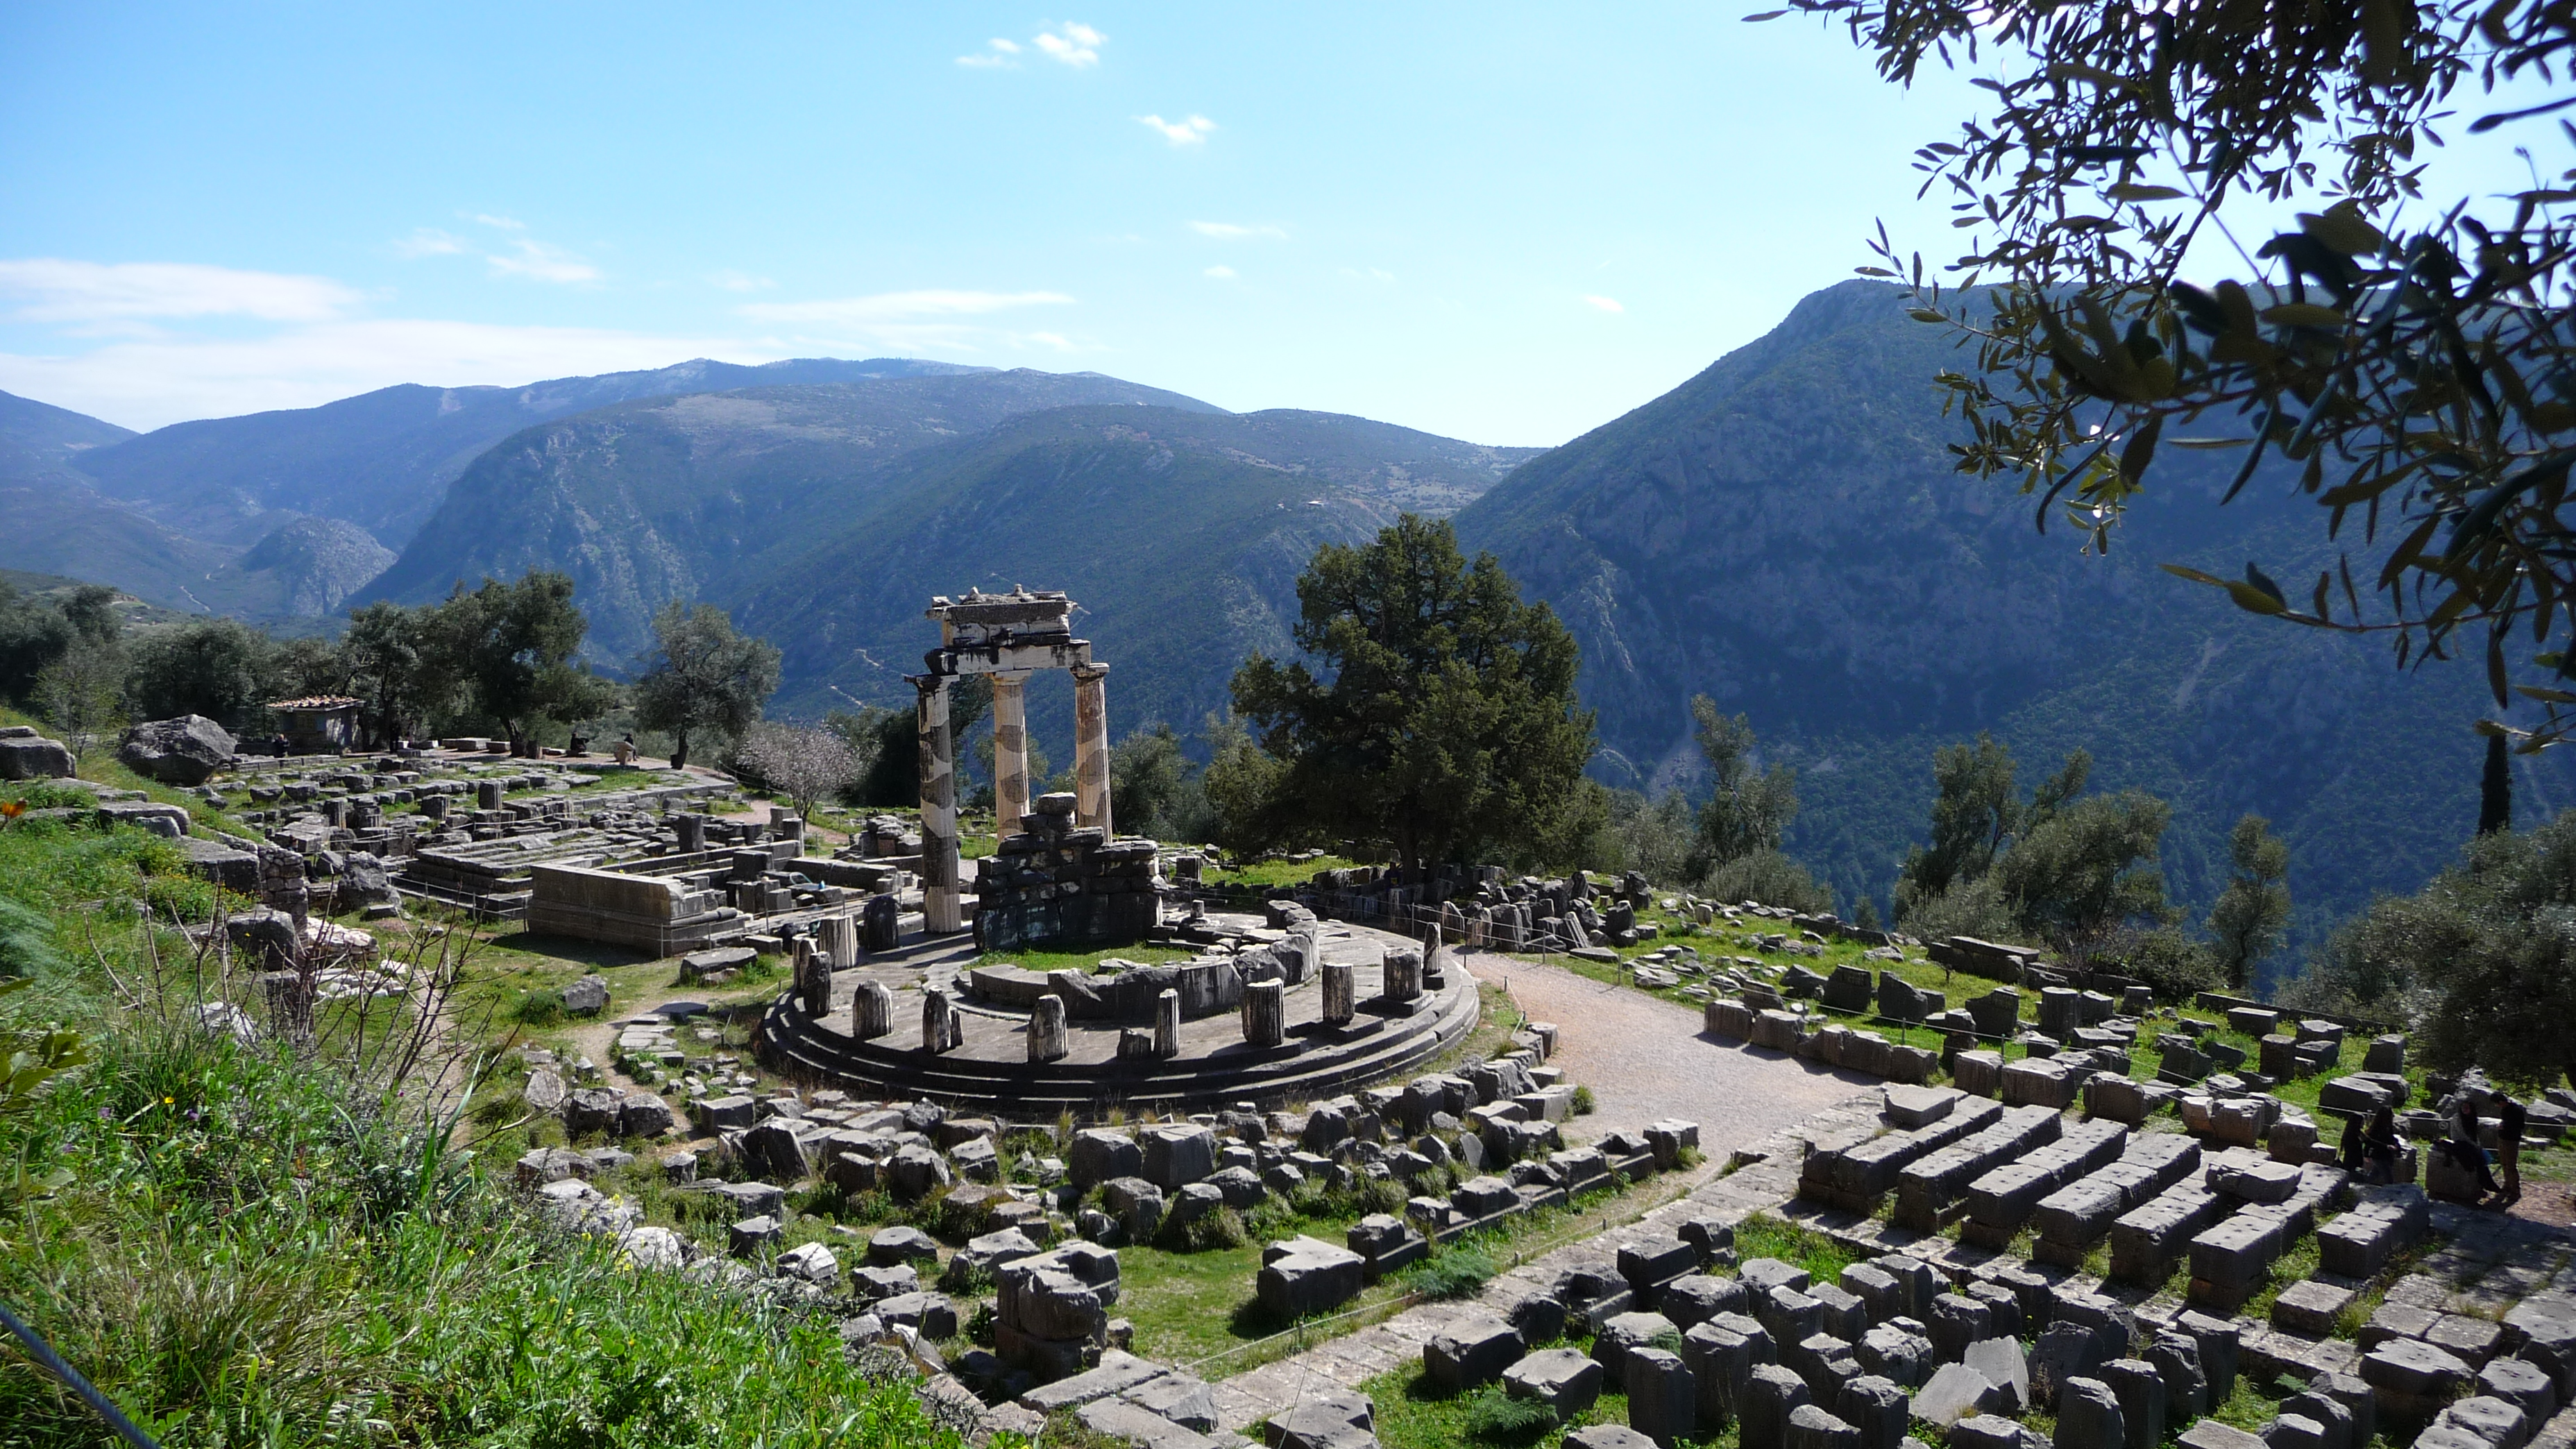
<box><xmin>671</xmin><ymin>729</ymin><xmax>690</xmax><ymax>770</ymax></box>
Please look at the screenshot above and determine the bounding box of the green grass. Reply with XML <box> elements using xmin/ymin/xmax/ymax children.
<box><xmin>966</xmin><ymin>943</ymin><xmax>1200</xmax><ymax>975</ymax></box>
<box><xmin>1362</xmin><ymin>1345</ymin><xmax>1742</xmax><ymax>1449</ymax></box>
<box><xmin>1733</xmin><ymin>1212</ymin><xmax>1863</xmax><ymax>1287</ymax></box>
<box><xmin>0</xmin><ymin>907</ymin><xmax>1003</xmax><ymax>1448</ymax></box>
<box><xmin>1204</xmin><ymin>854</ymin><xmax>1363</xmax><ymax>889</ymax></box>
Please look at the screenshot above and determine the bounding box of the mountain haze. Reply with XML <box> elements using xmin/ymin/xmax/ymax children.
<box><xmin>69</xmin><ymin>357</ymin><xmax>993</xmax><ymax>550</ymax></box>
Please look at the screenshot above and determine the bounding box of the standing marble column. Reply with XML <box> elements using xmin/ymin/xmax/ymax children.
<box><xmin>1154</xmin><ymin>987</ymin><xmax>1181</xmax><ymax>1058</ymax></box>
<box><xmin>1321</xmin><ymin>959</ymin><xmax>1356</xmax><ymax>1026</ymax></box>
<box><xmin>915</xmin><ymin>674</ymin><xmax>963</xmax><ymax>933</ymax></box>
<box><xmin>991</xmin><ymin>670</ymin><xmax>1031</xmax><ymax>833</ymax></box>
<box><xmin>822</xmin><ymin>913</ymin><xmax>858</xmax><ymax>969</ymax></box>
<box><xmin>794</xmin><ymin>935</ymin><xmax>831</xmax><ymax>1017</ymax></box>
<box><xmin>851</xmin><ymin>980</ymin><xmax>893</xmax><ymax>1039</ymax></box>
<box><xmin>1029</xmin><ymin>994</ymin><xmax>1069</xmax><ymax>1062</ymax></box>
<box><xmin>1380</xmin><ymin>946</ymin><xmax>1425</xmax><ymax>1005</ymax></box>
<box><xmin>922</xmin><ymin>985</ymin><xmax>960</xmax><ymax>1053</ymax></box>
<box><xmin>1071</xmin><ymin>662</ymin><xmax>1112</xmax><ymax>836</ymax></box>
<box><xmin>1242</xmin><ymin>980</ymin><xmax>1285</xmax><ymax>1049</ymax></box>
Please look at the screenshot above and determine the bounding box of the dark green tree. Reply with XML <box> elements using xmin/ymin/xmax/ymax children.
<box><xmin>2288</xmin><ymin>814</ymin><xmax>2576</xmax><ymax>1089</ymax></box>
<box><xmin>1228</xmin><ymin>516</ymin><xmax>1597</xmax><ymax>872</ymax></box>
<box><xmin>2206</xmin><ymin>814</ymin><xmax>2294</xmax><ymax>990</ymax></box>
<box><xmin>1769</xmin><ymin>0</ymin><xmax>2576</xmax><ymax>748</ymax></box>
<box><xmin>632</xmin><ymin>602</ymin><xmax>781</xmax><ymax>770</ymax></box>
<box><xmin>125</xmin><ymin>618</ymin><xmax>273</xmax><ymax>727</ymax></box>
<box><xmin>1201</xmin><ymin>708</ymin><xmax>1289</xmax><ymax>856</ymax></box>
<box><xmin>0</xmin><ymin>584</ymin><xmax>77</xmax><ymax>703</ymax></box>
<box><xmin>1687</xmin><ymin>698</ymin><xmax>1798</xmax><ymax>871</ymax></box>
<box><xmin>1992</xmin><ymin>789</ymin><xmax>2176</xmax><ymax>967</ymax></box>
<box><xmin>341</xmin><ymin>600</ymin><xmax>455</xmax><ymax>744</ymax></box>
<box><xmin>1110</xmin><ymin>723</ymin><xmax>1214</xmax><ymax>844</ymax></box>
<box><xmin>2480</xmin><ymin>736</ymin><xmax>2514</xmax><ymax>835</ymax></box>
<box><xmin>430</xmin><ymin>573</ymin><xmax>608</xmax><ymax>754</ymax></box>
<box><xmin>1892</xmin><ymin>733</ymin><xmax>2020</xmax><ymax>920</ymax></box>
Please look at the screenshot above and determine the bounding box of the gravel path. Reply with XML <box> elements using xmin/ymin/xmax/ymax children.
<box><xmin>1461</xmin><ymin>947</ymin><xmax>1877</xmax><ymax>1146</ymax></box>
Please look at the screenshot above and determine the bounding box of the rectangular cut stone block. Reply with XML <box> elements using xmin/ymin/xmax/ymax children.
<box><xmin>2273</xmin><ymin>1279</ymin><xmax>2360</xmax><ymax>1338</ymax></box>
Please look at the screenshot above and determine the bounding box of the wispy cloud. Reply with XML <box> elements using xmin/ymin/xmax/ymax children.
<box><xmin>0</xmin><ymin>317</ymin><xmax>783</xmax><ymax>431</ymax></box>
<box><xmin>0</xmin><ymin>259</ymin><xmax>360</xmax><ymax>325</ymax></box>
<box><xmin>393</xmin><ymin>228</ymin><xmax>467</xmax><ymax>259</ymax></box>
<box><xmin>957</xmin><ymin>37</ymin><xmax>1021</xmax><ymax>67</ymax></box>
<box><xmin>1137</xmin><ymin>114</ymin><xmax>1216</xmax><ymax>146</ymax></box>
<box><xmin>1203</xmin><ymin>265</ymin><xmax>1237</xmax><ymax>280</ymax></box>
<box><xmin>486</xmin><ymin>237</ymin><xmax>601</xmax><ymax>285</ymax></box>
<box><xmin>707</xmin><ymin>269</ymin><xmax>773</xmax><ymax>292</ymax></box>
<box><xmin>1189</xmin><ymin>221</ymin><xmax>1285</xmax><ymax>239</ymax></box>
<box><xmin>1584</xmin><ymin>295</ymin><xmax>1625</xmax><ymax>313</ymax></box>
<box><xmin>471</xmin><ymin>213</ymin><xmax>527</xmax><ymax>231</ymax></box>
<box><xmin>1033</xmin><ymin>22</ymin><xmax>1103</xmax><ymax>67</ymax></box>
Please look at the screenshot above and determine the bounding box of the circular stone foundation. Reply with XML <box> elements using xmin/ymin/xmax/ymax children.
<box><xmin>754</xmin><ymin>917</ymin><xmax>1479</xmax><ymax>1119</ymax></box>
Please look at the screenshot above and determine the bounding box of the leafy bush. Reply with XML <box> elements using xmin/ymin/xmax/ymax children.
<box><xmin>514</xmin><ymin>987</ymin><xmax>567</xmax><ymax>1026</ymax></box>
<box><xmin>1399</xmin><ymin>1247</ymin><xmax>1495</xmax><ymax>1300</ymax></box>
<box><xmin>1570</xmin><ymin>1084</ymin><xmax>1596</xmax><ymax>1116</ymax></box>
<box><xmin>1158</xmin><ymin>1205</ymin><xmax>1248</xmax><ymax>1253</ymax></box>
<box><xmin>1459</xmin><ymin>1384</ymin><xmax>1557</xmax><ymax>1441</ymax></box>
<box><xmin>1244</xmin><ymin>1195</ymin><xmax>1299</xmax><ymax>1243</ymax></box>
<box><xmin>1700</xmin><ymin>849</ymin><xmax>1835</xmax><ymax>916</ymax></box>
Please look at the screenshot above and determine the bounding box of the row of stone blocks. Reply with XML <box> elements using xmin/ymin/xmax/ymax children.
<box><xmin>1704</xmin><ymin>999</ymin><xmax>1940</xmax><ymax>1083</ymax></box>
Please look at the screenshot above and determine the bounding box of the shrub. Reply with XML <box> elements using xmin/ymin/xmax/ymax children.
<box><xmin>514</xmin><ymin>987</ymin><xmax>567</xmax><ymax>1026</ymax></box>
<box><xmin>1244</xmin><ymin>1195</ymin><xmax>1299</xmax><ymax>1243</ymax></box>
<box><xmin>1399</xmin><ymin>1247</ymin><xmax>1495</xmax><ymax>1300</ymax></box>
<box><xmin>1158</xmin><ymin>1205</ymin><xmax>1248</xmax><ymax>1253</ymax></box>
<box><xmin>1460</xmin><ymin>1384</ymin><xmax>1557</xmax><ymax>1441</ymax></box>
<box><xmin>1570</xmin><ymin>1084</ymin><xmax>1596</xmax><ymax>1116</ymax></box>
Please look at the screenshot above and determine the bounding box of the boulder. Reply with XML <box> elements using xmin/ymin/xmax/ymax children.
<box><xmin>563</xmin><ymin>974</ymin><xmax>609</xmax><ymax>1015</ymax></box>
<box><xmin>0</xmin><ymin>734</ymin><xmax>74</xmax><ymax>781</ymax></box>
<box><xmin>117</xmin><ymin>715</ymin><xmax>235</xmax><ymax>785</ymax></box>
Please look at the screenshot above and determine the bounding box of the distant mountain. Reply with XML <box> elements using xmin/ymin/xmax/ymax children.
<box><xmin>0</xmin><ymin>393</ymin><xmax>230</xmax><ymax>615</ymax></box>
<box><xmin>736</xmin><ymin>405</ymin><xmax>1544</xmax><ymax>736</ymax></box>
<box><xmin>356</xmin><ymin>368</ymin><xmax>1535</xmax><ymax>745</ymax></box>
<box><xmin>1453</xmin><ymin>280</ymin><xmax>2576</xmax><ymax>960</ymax></box>
<box><xmin>0</xmin><ymin>387</ymin><xmax>135</xmax><ymax>464</ymax></box>
<box><xmin>67</xmin><ymin>357</ymin><xmax>993</xmax><ymax>550</ymax></box>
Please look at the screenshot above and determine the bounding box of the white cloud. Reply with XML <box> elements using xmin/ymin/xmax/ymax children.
<box><xmin>707</xmin><ymin>269</ymin><xmax>773</xmax><ymax>292</ymax></box>
<box><xmin>1137</xmin><ymin>114</ymin><xmax>1216</xmax><ymax>146</ymax></box>
<box><xmin>1203</xmin><ymin>265</ymin><xmax>1237</xmax><ymax>279</ymax></box>
<box><xmin>957</xmin><ymin>37</ymin><xmax>1020</xmax><ymax>67</ymax></box>
<box><xmin>1024</xmin><ymin>332</ymin><xmax>1076</xmax><ymax>351</ymax></box>
<box><xmin>736</xmin><ymin>289</ymin><xmax>1074</xmax><ymax>325</ymax></box>
<box><xmin>0</xmin><ymin>317</ymin><xmax>784</xmax><ymax>432</ymax></box>
<box><xmin>471</xmin><ymin>213</ymin><xmax>527</xmax><ymax>231</ymax></box>
<box><xmin>1033</xmin><ymin>22</ymin><xmax>1103</xmax><ymax>66</ymax></box>
<box><xmin>1189</xmin><ymin>221</ymin><xmax>1286</xmax><ymax>239</ymax></box>
<box><xmin>1584</xmin><ymin>295</ymin><xmax>1625</xmax><ymax>313</ymax></box>
<box><xmin>393</xmin><ymin>228</ymin><xmax>467</xmax><ymax>259</ymax></box>
<box><xmin>0</xmin><ymin>259</ymin><xmax>360</xmax><ymax>324</ymax></box>
<box><xmin>485</xmin><ymin>237</ymin><xmax>601</xmax><ymax>285</ymax></box>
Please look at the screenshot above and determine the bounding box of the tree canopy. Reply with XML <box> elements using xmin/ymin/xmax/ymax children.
<box><xmin>633</xmin><ymin>602</ymin><xmax>781</xmax><ymax>770</ymax></box>
<box><xmin>2206</xmin><ymin>814</ymin><xmax>2294</xmax><ymax>989</ymax></box>
<box><xmin>432</xmin><ymin>573</ymin><xmax>615</xmax><ymax>751</ymax></box>
<box><xmin>1769</xmin><ymin>0</ymin><xmax>2576</xmax><ymax>747</ymax></box>
<box><xmin>2287</xmin><ymin>811</ymin><xmax>2576</xmax><ymax>1088</ymax></box>
<box><xmin>1229</xmin><ymin>516</ymin><xmax>1597</xmax><ymax>872</ymax></box>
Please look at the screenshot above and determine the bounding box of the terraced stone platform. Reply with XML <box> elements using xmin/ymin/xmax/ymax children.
<box><xmin>755</xmin><ymin>922</ymin><xmax>1482</xmax><ymax>1119</ymax></box>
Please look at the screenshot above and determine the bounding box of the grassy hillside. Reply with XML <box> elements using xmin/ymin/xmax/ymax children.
<box><xmin>0</xmin><ymin>723</ymin><xmax>992</xmax><ymax>1447</ymax></box>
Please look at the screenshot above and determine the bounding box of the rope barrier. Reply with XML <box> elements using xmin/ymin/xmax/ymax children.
<box><xmin>0</xmin><ymin>1299</ymin><xmax>160</xmax><ymax>1449</ymax></box>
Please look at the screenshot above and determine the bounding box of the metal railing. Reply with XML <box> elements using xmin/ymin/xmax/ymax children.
<box><xmin>0</xmin><ymin>1299</ymin><xmax>159</xmax><ymax>1448</ymax></box>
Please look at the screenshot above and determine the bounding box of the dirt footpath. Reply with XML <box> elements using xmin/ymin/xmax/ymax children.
<box><xmin>1460</xmin><ymin>947</ymin><xmax>1878</xmax><ymax>1153</ymax></box>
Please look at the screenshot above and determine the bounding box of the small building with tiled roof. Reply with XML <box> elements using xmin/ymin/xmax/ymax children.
<box><xmin>266</xmin><ymin>695</ymin><xmax>363</xmax><ymax>754</ymax></box>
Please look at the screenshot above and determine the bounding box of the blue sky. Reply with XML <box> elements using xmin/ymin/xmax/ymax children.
<box><xmin>0</xmin><ymin>6</ymin><xmax>2545</xmax><ymax>443</ymax></box>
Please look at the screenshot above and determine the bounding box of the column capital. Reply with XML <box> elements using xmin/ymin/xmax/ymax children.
<box><xmin>1071</xmin><ymin>661</ymin><xmax>1110</xmax><ymax>683</ymax></box>
<box><xmin>991</xmin><ymin>670</ymin><xmax>1033</xmax><ymax>687</ymax></box>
